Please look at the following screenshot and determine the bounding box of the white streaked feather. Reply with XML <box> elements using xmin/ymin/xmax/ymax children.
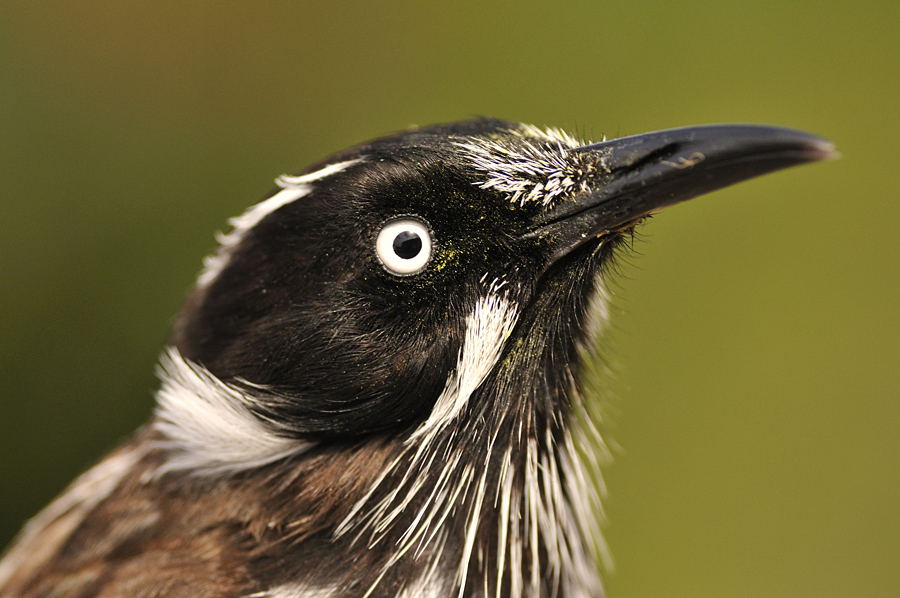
<box><xmin>523</xmin><ymin>434</ymin><xmax>541</xmax><ymax>595</ymax></box>
<box><xmin>455</xmin><ymin>124</ymin><xmax>602</xmax><ymax>207</ymax></box>
<box><xmin>0</xmin><ymin>444</ymin><xmax>147</xmax><ymax>587</ymax></box>
<box><xmin>456</xmin><ymin>464</ymin><xmax>487</xmax><ymax>597</ymax></box>
<box><xmin>409</xmin><ymin>285</ymin><xmax>518</xmax><ymax>444</ymax></box>
<box><xmin>338</xmin><ymin>286</ymin><xmax>518</xmax><ymax>543</ymax></box>
<box><xmin>515</xmin><ymin>123</ymin><xmax>586</xmax><ymax>149</ymax></box>
<box><xmin>244</xmin><ymin>582</ymin><xmax>337</xmax><ymax>598</ymax></box>
<box><xmin>397</xmin><ymin>534</ymin><xmax>452</xmax><ymax>598</ymax></box>
<box><xmin>246</xmin><ymin>557</ymin><xmax>448</xmax><ymax>598</ymax></box>
<box><xmin>197</xmin><ymin>159</ymin><xmax>360</xmax><ymax>288</ymax></box>
<box><xmin>494</xmin><ymin>448</ymin><xmax>514</xmax><ymax>598</ymax></box>
<box><xmin>335</xmin><ymin>286</ymin><xmax>522</xmax><ymax>597</ymax></box>
<box><xmin>363</xmin><ymin>288</ymin><xmax>603</xmax><ymax>597</ymax></box>
<box><xmin>152</xmin><ymin>347</ymin><xmax>313</xmax><ymax>476</ymax></box>
<box><xmin>335</xmin><ymin>274</ymin><xmax>609</xmax><ymax>597</ymax></box>
<box><xmin>580</xmin><ymin>273</ymin><xmax>613</xmax><ymax>355</ymax></box>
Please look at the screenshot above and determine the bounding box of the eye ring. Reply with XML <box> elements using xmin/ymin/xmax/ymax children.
<box><xmin>375</xmin><ymin>217</ymin><xmax>433</xmax><ymax>276</ymax></box>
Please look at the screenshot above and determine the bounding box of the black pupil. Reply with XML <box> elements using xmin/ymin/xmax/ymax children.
<box><xmin>393</xmin><ymin>230</ymin><xmax>422</xmax><ymax>259</ymax></box>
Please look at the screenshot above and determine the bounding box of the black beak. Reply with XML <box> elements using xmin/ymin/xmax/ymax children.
<box><xmin>532</xmin><ymin>124</ymin><xmax>837</xmax><ymax>262</ymax></box>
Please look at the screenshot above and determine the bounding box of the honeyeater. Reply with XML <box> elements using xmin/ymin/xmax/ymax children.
<box><xmin>0</xmin><ymin>119</ymin><xmax>834</xmax><ymax>597</ymax></box>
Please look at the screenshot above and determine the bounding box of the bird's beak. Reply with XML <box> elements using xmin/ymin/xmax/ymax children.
<box><xmin>531</xmin><ymin>124</ymin><xmax>837</xmax><ymax>262</ymax></box>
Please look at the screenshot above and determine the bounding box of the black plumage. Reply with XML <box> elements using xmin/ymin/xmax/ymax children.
<box><xmin>0</xmin><ymin>119</ymin><xmax>834</xmax><ymax>598</ymax></box>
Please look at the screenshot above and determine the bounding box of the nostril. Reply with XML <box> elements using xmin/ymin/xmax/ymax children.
<box><xmin>618</xmin><ymin>142</ymin><xmax>683</xmax><ymax>172</ymax></box>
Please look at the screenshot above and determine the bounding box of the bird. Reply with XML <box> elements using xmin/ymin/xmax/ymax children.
<box><xmin>0</xmin><ymin>118</ymin><xmax>834</xmax><ymax>598</ymax></box>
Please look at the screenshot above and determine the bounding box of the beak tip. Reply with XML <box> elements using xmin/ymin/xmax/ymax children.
<box><xmin>798</xmin><ymin>134</ymin><xmax>839</xmax><ymax>163</ymax></box>
<box><xmin>816</xmin><ymin>142</ymin><xmax>841</xmax><ymax>162</ymax></box>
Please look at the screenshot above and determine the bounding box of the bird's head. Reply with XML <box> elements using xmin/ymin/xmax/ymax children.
<box><xmin>167</xmin><ymin>118</ymin><xmax>832</xmax><ymax>442</ymax></box>
<box><xmin>151</xmin><ymin>118</ymin><xmax>833</xmax><ymax>596</ymax></box>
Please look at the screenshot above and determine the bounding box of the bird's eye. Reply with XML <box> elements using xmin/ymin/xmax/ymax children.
<box><xmin>375</xmin><ymin>218</ymin><xmax>433</xmax><ymax>276</ymax></box>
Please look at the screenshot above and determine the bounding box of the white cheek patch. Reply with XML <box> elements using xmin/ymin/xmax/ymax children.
<box><xmin>196</xmin><ymin>159</ymin><xmax>360</xmax><ymax>288</ymax></box>
<box><xmin>409</xmin><ymin>285</ymin><xmax>519</xmax><ymax>444</ymax></box>
<box><xmin>152</xmin><ymin>348</ymin><xmax>313</xmax><ymax>476</ymax></box>
<box><xmin>332</xmin><ymin>286</ymin><xmax>518</xmax><ymax>598</ymax></box>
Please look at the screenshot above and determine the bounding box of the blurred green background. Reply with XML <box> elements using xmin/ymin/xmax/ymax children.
<box><xmin>1</xmin><ymin>1</ymin><xmax>897</xmax><ymax>596</ymax></box>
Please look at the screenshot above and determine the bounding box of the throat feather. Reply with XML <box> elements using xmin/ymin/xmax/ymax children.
<box><xmin>332</xmin><ymin>285</ymin><xmax>605</xmax><ymax>597</ymax></box>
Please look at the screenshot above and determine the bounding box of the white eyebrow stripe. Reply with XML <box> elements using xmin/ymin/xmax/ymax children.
<box><xmin>275</xmin><ymin>159</ymin><xmax>361</xmax><ymax>187</ymax></box>
<box><xmin>196</xmin><ymin>159</ymin><xmax>360</xmax><ymax>288</ymax></box>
